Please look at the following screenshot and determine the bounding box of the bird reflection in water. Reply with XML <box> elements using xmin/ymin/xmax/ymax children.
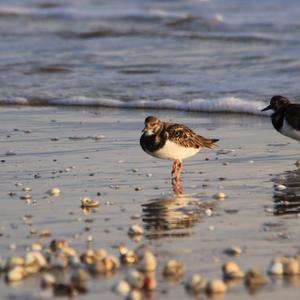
<box><xmin>142</xmin><ymin>179</ymin><xmax>216</xmax><ymax>239</ymax></box>
<box><xmin>273</xmin><ymin>168</ymin><xmax>300</xmax><ymax>216</ymax></box>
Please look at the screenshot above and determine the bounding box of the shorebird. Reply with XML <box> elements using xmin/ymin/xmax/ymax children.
<box><xmin>262</xmin><ymin>95</ymin><xmax>300</xmax><ymax>141</ymax></box>
<box><xmin>140</xmin><ymin>116</ymin><xmax>219</xmax><ymax>181</ymax></box>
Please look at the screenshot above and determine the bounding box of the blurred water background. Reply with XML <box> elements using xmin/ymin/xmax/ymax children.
<box><xmin>1</xmin><ymin>0</ymin><xmax>300</xmax><ymax>113</ymax></box>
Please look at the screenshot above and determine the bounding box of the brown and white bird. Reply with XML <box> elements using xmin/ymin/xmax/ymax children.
<box><xmin>140</xmin><ymin>116</ymin><xmax>219</xmax><ymax>181</ymax></box>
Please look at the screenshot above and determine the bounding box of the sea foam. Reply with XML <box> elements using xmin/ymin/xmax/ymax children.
<box><xmin>0</xmin><ymin>96</ymin><xmax>268</xmax><ymax>115</ymax></box>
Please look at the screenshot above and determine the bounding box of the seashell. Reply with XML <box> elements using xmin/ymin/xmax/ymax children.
<box><xmin>31</xmin><ymin>243</ymin><xmax>42</xmax><ymax>251</ymax></box>
<box><xmin>126</xmin><ymin>269</ymin><xmax>145</xmax><ymax>289</ymax></box>
<box><xmin>80</xmin><ymin>250</ymin><xmax>95</xmax><ymax>265</ymax></box>
<box><xmin>62</xmin><ymin>246</ymin><xmax>77</xmax><ymax>257</ymax></box>
<box><xmin>245</xmin><ymin>269</ymin><xmax>268</xmax><ymax>287</ymax></box>
<box><xmin>7</xmin><ymin>256</ymin><xmax>25</xmax><ymax>269</ymax></box>
<box><xmin>41</xmin><ymin>273</ymin><xmax>56</xmax><ymax>288</ymax></box>
<box><xmin>6</xmin><ymin>266</ymin><xmax>26</xmax><ymax>282</ymax></box>
<box><xmin>47</xmin><ymin>187</ymin><xmax>61</xmax><ymax>197</ymax></box>
<box><xmin>213</xmin><ymin>192</ymin><xmax>226</xmax><ymax>200</ymax></box>
<box><xmin>25</xmin><ymin>251</ymin><xmax>47</xmax><ymax>268</ymax></box>
<box><xmin>25</xmin><ymin>251</ymin><xmax>47</xmax><ymax>274</ymax></box>
<box><xmin>206</xmin><ymin>279</ymin><xmax>227</xmax><ymax>294</ymax></box>
<box><xmin>81</xmin><ymin>196</ymin><xmax>99</xmax><ymax>208</ymax></box>
<box><xmin>91</xmin><ymin>255</ymin><xmax>119</xmax><ymax>274</ymax></box>
<box><xmin>137</xmin><ymin>250</ymin><xmax>157</xmax><ymax>272</ymax></box>
<box><xmin>185</xmin><ymin>274</ymin><xmax>207</xmax><ymax>294</ymax></box>
<box><xmin>205</xmin><ymin>209</ymin><xmax>213</xmax><ymax>217</ymax></box>
<box><xmin>112</xmin><ymin>280</ymin><xmax>131</xmax><ymax>296</ymax></box>
<box><xmin>94</xmin><ymin>249</ymin><xmax>107</xmax><ymax>261</ymax></box>
<box><xmin>128</xmin><ymin>225</ymin><xmax>143</xmax><ymax>236</ymax></box>
<box><xmin>126</xmin><ymin>289</ymin><xmax>142</xmax><ymax>300</ymax></box>
<box><xmin>295</xmin><ymin>159</ymin><xmax>300</xmax><ymax>167</ymax></box>
<box><xmin>86</xmin><ymin>235</ymin><xmax>93</xmax><ymax>242</ymax></box>
<box><xmin>224</xmin><ymin>246</ymin><xmax>242</xmax><ymax>256</ymax></box>
<box><xmin>275</xmin><ymin>184</ymin><xmax>287</xmax><ymax>191</ymax></box>
<box><xmin>283</xmin><ymin>257</ymin><xmax>300</xmax><ymax>275</ymax></box>
<box><xmin>40</xmin><ymin>229</ymin><xmax>51</xmax><ymax>238</ymax></box>
<box><xmin>222</xmin><ymin>261</ymin><xmax>244</xmax><ymax>279</ymax></box>
<box><xmin>268</xmin><ymin>260</ymin><xmax>284</xmax><ymax>276</ymax></box>
<box><xmin>162</xmin><ymin>260</ymin><xmax>184</xmax><ymax>278</ymax></box>
<box><xmin>22</xmin><ymin>187</ymin><xmax>32</xmax><ymax>192</ymax></box>
<box><xmin>121</xmin><ymin>250</ymin><xmax>138</xmax><ymax>264</ymax></box>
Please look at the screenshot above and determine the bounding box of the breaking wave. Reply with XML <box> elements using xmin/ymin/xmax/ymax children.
<box><xmin>0</xmin><ymin>96</ymin><xmax>269</xmax><ymax>116</ymax></box>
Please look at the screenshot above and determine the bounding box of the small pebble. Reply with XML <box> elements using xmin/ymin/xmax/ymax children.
<box><xmin>47</xmin><ymin>188</ymin><xmax>61</xmax><ymax>197</ymax></box>
<box><xmin>112</xmin><ymin>280</ymin><xmax>131</xmax><ymax>296</ymax></box>
<box><xmin>275</xmin><ymin>184</ymin><xmax>287</xmax><ymax>191</ymax></box>
<box><xmin>137</xmin><ymin>249</ymin><xmax>157</xmax><ymax>272</ymax></box>
<box><xmin>128</xmin><ymin>225</ymin><xmax>143</xmax><ymax>236</ymax></box>
<box><xmin>163</xmin><ymin>260</ymin><xmax>184</xmax><ymax>278</ymax></box>
<box><xmin>283</xmin><ymin>257</ymin><xmax>300</xmax><ymax>275</ymax></box>
<box><xmin>131</xmin><ymin>214</ymin><xmax>141</xmax><ymax>220</ymax></box>
<box><xmin>205</xmin><ymin>209</ymin><xmax>213</xmax><ymax>217</ymax></box>
<box><xmin>245</xmin><ymin>269</ymin><xmax>268</xmax><ymax>287</ymax></box>
<box><xmin>268</xmin><ymin>260</ymin><xmax>284</xmax><ymax>276</ymax></box>
<box><xmin>222</xmin><ymin>261</ymin><xmax>244</xmax><ymax>279</ymax></box>
<box><xmin>126</xmin><ymin>290</ymin><xmax>142</xmax><ymax>300</ymax></box>
<box><xmin>213</xmin><ymin>192</ymin><xmax>226</xmax><ymax>200</ymax></box>
<box><xmin>6</xmin><ymin>266</ymin><xmax>26</xmax><ymax>282</ymax></box>
<box><xmin>206</xmin><ymin>279</ymin><xmax>227</xmax><ymax>294</ymax></box>
<box><xmin>86</xmin><ymin>235</ymin><xmax>93</xmax><ymax>242</ymax></box>
<box><xmin>208</xmin><ymin>225</ymin><xmax>215</xmax><ymax>231</ymax></box>
<box><xmin>81</xmin><ymin>197</ymin><xmax>99</xmax><ymax>208</ymax></box>
<box><xmin>185</xmin><ymin>274</ymin><xmax>207</xmax><ymax>294</ymax></box>
<box><xmin>224</xmin><ymin>246</ymin><xmax>242</xmax><ymax>256</ymax></box>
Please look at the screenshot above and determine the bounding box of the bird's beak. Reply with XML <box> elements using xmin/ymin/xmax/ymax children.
<box><xmin>261</xmin><ymin>104</ymin><xmax>272</xmax><ymax>112</ymax></box>
<box><xmin>141</xmin><ymin>126</ymin><xmax>146</xmax><ymax>133</ymax></box>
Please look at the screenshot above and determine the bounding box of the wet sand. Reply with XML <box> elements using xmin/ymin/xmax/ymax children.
<box><xmin>1</xmin><ymin>106</ymin><xmax>300</xmax><ymax>299</ymax></box>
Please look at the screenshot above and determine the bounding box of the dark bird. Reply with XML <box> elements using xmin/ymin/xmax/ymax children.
<box><xmin>262</xmin><ymin>95</ymin><xmax>300</xmax><ymax>141</ymax></box>
<box><xmin>140</xmin><ymin>116</ymin><xmax>219</xmax><ymax>181</ymax></box>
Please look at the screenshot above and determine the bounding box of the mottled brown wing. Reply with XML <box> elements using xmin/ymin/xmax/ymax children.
<box><xmin>164</xmin><ymin>123</ymin><xmax>215</xmax><ymax>149</ymax></box>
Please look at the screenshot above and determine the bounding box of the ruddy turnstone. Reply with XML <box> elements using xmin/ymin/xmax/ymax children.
<box><xmin>262</xmin><ymin>95</ymin><xmax>300</xmax><ymax>141</ymax></box>
<box><xmin>140</xmin><ymin>116</ymin><xmax>219</xmax><ymax>181</ymax></box>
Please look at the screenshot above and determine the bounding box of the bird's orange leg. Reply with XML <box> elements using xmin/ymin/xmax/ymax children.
<box><xmin>171</xmin><ymin>160</ymin><xmax>179</xmax><ymax>175</ymax></box>
<box><xmin>175</xmin><ymin>161</ymin><xmax>183</xmax><ymax>182</ymax></box>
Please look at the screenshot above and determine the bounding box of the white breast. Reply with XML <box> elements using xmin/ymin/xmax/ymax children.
<box><xmin>151</xmin><ymin>140</ymin><xmax>200</xmax><ymax>160</ymax></box>
<box><xmin>280</xmin><ymin>119</ymin><xmax>300</xmax><ymax>141</ymax></box>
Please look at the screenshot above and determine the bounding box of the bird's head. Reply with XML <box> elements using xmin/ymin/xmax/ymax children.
<box><xmin>261</xmin><ymin>95</ymin><xmax>290</xmax><ymax>112</ymax></box>
<box><xmin>142</xmin><ymin>116</ymin><xmax>162</xmax><ymax>135</ymax></box>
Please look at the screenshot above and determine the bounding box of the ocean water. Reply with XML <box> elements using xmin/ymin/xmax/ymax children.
<box><xmin>1</xmin><ymin>0</ymin><xmax>300</xmax><ymax>114</ymax></box>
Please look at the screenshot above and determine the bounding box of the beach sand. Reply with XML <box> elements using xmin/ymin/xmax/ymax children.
<box><xmin>1</xmin><ymin>106</ymin><xmax>300</xmax><ymax>299</ymax></box>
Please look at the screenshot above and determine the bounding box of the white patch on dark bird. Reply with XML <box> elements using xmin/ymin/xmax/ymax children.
<box><xmin>151</xmin><ymin>140</ymin><xmax>200</xmax><ymax>160</ymax></box>
<box><xmin>281</xmin><ymin>120</ymin><xmax>300</xmax><ymax>141</ymax></box>
<box><xmin>144</xmin><ymin>130</ymin><xmax>154</xmax><ymax>136</ymax></box>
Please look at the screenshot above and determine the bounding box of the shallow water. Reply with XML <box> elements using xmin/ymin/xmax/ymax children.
<box><xmin>1</xmin><ymin>0</ymin><xmax>300</xmax><ymax>112</ymax></box>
